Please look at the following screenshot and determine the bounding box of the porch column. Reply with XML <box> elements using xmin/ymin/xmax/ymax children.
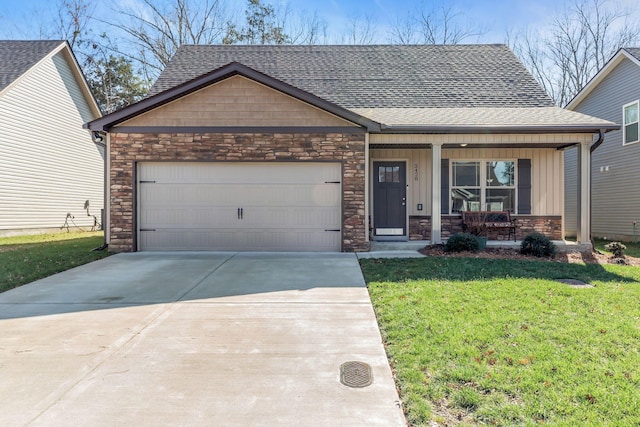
<box><xmin>431</xmin><ymin>142</ymin><xmax>442</xmax><ymax>243</ymax></box>
<box><xmin>577</xmin><ymin>140</ymin><xmax>591</xmax><ymax>244</ymax></box>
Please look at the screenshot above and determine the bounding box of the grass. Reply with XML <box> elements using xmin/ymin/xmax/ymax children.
<box><xmin>0</xmin><ymin>231</ymin><xmax>110</xmax><ymax>294</ymax></box>
<box><xmin>360</xmin><ymin>257</ymin><xmax>640</xmax><ymax>426</ymax></box>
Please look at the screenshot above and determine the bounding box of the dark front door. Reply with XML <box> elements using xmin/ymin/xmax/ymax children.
<box><xmin>373</xmin><ymin>161</ymin><xmax>406</xmax><ymax>236</ymax></box>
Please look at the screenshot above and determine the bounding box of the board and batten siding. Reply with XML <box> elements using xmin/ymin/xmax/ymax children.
<box><xmin>567</xmin><ymin>56</ymin><xmax>640</xmax><ymax>240</ymax></box>
<box><xmin>0</xmin><ymin>49</ymin><xmax>103</xmax><ymax>232</ymax></box>
<box><xmin>370</xmin><ymin>134</ymin><xmax>567</xmax><ymax>216</ymax></box>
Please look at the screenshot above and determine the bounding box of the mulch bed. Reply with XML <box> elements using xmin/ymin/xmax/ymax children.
<box><xmin>419</xmin><ymin>245</ymin><xmax>640</xmax><ymax>266</ymax></box>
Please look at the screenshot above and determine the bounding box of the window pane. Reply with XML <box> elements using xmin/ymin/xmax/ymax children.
<box><xmin>385</xmin><ymin>167</ymin><xmax>394</xmax><ymax>182</ymax></box>
<box><xmin>487</xmin><ymin>161</ymin><xmax>514</xmax><ymax>186</ymax></box>
<box><xmin>486</xmin><ymin>188</ymin><xmax>515</xmax><ymax>213</ymax></box>
<box><xmin>626</xmin><ymin>123</ymin><xmax>639</xmax><ymax>144</ymax></box>
<box><xmin>451</xmin><ymin>188</ymin><xmax>481</xmax><ymax>213</ymax></box>
<box><xmin>378</xmin><ymin>166</ymin><xmax>386</xmax><ymax>182</ymax></box>
<box><xmin>392</xmin><ymin>166</ymin><xmax>400</xmax><ymax>183</ymax></box>
<box><xmin>453</xmin><ymin>161</ymin><xmax>479</xmax><ymax>186</ymax></box>
<box><xmin>625</xmin><ymin>104</ymin><xmax>638</xmax><ymax>124</ymax></box>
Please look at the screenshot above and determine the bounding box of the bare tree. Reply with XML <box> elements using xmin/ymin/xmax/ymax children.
<box><xmin>389</xmin><ymin>4</ymin><xmax>485</xmax><ymax>44</ymax></box>
<box><xmin>511</xmin><ymin>0</ymin><xmax>640</xmax><ymax>106</ymax></box>
<box><xmin>282</xmin><ymin>9</ymin><xmax>327</xmax><ymax>45</ymax></box>
<box><xmin>53</xmin><ymin>0</ymin><xmax>95</xmax><ymax>49</ymax></box>
<box><xmin>107</xmin><ymin>0</ymin><xmax>229</xmax><ymax>80</ymax></box>
<box><xmin>389</xmin><ymin>13</ymin><xmax>420</xmax><ymax>45</ymax></box>
<box><xmin>341</xmin><ymin>14</ymin><xmax>376</xmax><ymax>45</ymax></box>
<box><xmin>223</xmin><ymin>0</ymin><xmax>289</xmax><ymax>44</ymax></box>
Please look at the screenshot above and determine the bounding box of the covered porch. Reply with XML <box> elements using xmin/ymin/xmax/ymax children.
<box><xmin>365</xmin><ymin>132</ymin><xmax>597</xmax><ymax>248</ymax></box>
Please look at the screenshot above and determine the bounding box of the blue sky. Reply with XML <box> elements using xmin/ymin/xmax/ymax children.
<box><xmin>1</xmin><ymin>0</ymin><xmax>638</xmax><ymax>43</ymax></box>
<box><xmin>292</xmin><ymin>0</ymin><xmax>560</xmax><ymax>42</ymax></box>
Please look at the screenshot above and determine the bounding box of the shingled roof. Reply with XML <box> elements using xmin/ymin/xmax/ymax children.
<box><xmin>624</xmin><ymin>47</ymin><xmax>640</xmax><ymax>62</ymax></box>
<box><xmin>88</xmin><ymin>44</ymin><xmax>617</xmax><ymax>133</ymax></box>
<box><xmin>0</xmin><ymin>40</ymin><xmax>65</xmax><ymax>93</ymax></box>
<box><xmin>149</xmin><ymin>44</ymin><xmax>556</xmax><ymax>109</ymax></box>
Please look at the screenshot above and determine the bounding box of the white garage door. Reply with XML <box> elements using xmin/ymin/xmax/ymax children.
<box><xmin>138</xmin><ymin>162</ymin><xmax>342</xmax><ymax>251</ymax></box>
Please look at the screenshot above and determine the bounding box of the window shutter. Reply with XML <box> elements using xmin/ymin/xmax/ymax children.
<box><xmin>517</xmin><ymin>159</ymin><xmax>531</xmax><ymax>214</ymax></box>
<box><xmin>441</xmin><ymin>159</ymin><xmax>449</xmax><ymax>214</ymax></box>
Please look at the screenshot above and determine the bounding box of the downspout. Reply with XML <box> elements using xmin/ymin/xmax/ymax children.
<box><xmin>589</xmin><ymin>129</ymin><xmax>605</xmax><ymax>253</ymax></box>
<box><xmin>91</xmin><ymin>130</ymin><xmax>109</xmax><ymax>251</ymax></box>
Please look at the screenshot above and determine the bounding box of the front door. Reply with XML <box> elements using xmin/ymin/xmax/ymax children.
<box><xmin>373</xmin><ymin>161</ymin><xmax>406</xmax><ymax>236</ymax></box>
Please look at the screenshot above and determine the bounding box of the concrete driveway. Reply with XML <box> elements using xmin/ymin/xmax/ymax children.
<box><xmin>0</xmin><ymin>252</ymin><xmax>405</xmax><ymax>426</ymax></box>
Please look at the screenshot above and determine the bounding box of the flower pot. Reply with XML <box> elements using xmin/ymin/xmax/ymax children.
<box><xmin>476</xmin><ymin>236</ymin><xmax>487</xmax><ymax>250</ymax></box>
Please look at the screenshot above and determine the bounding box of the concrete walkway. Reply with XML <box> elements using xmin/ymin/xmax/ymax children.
<box><xmin>0</xmin><ymin>253</ymin><xmax>405</xmax><ymax>426</ymax></box>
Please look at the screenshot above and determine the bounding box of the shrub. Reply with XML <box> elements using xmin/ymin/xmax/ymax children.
<box><xmin>445</xmin><ymin>233</ymin><xmax>480</xmax><ymax>252</ymax></box>
<box><xmin>604</xmin><ymin>241</ymin><xmax>626</xmax><ymax>258</ymax></box>
<box><xmin>520</xmin><ymin>232</ymin><xmax>556</xmax><ymax>257</ymax></box>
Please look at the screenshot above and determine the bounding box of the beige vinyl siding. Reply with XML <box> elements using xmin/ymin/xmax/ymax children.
<box><xmin>570</xmin><ymin>57</ymin><xmax>640</xmax><ymax>240</ymax></box>
<box><xmin>370</xmin><ymin>135</ymin><xmax>567</xmax><ymax>216</ymax></box>
<box><xmin>120</xmin><ymin>75</ymin><xmax>356</xmax><ymax>128</ymax></box>
<box><xmin>0</xmin><ymin>50</ymin><xmax>103</xmax><ymax>231</ymax></box>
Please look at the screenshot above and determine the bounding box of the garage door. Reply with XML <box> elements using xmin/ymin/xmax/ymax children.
<box><xmin>137</xmin><ymin>162</ymin><xmax>342</xmax><ymax>251</ymax></box>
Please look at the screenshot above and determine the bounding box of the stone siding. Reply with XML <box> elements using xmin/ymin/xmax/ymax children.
<box><xmin>409</xmin><ymin>216</ymin><xmax>431</xmax><ymax>240</ymax></box>
<box><xmin>514</xmin><ymin>216</ymin><xmax>562</xmax><ymax>240</ymax></box>
<box><xmin>109</xmin><ymin>131</ymin><xmax>368</xmax><ymax>252</ymax></box>
<box><xmin>408</xmin><ymin>215</ymin><xmax>562</xmax><ymax>241</ymax></box>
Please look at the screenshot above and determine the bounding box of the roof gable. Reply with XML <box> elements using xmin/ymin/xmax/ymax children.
<box><xmin>118</xmin><ymin>75</ymin><xmax>358</xmax><ymax>128</ymax></box>
<box><xmin>0</xmin><ymin>40</ymin><xmax>66</xmax><ymax>94</ymax></box>
<box><xmin>87</xmin><ymin>61</ymin><xmax>379</xmax><ymax>131</ymax></box>
<box><xmin>0</xmin><ymin>40</ymin><xmax>101</xmax><ymax>118</ymax></box>
<box><xmin>149</xmin><ymin>44</ymin><xmax>555</xmax><ymax>109</ymax></box>
<box><xmin>567</xmin><ymin>48</ymin><xmax>640</xmax><ymax>110</ymax></box>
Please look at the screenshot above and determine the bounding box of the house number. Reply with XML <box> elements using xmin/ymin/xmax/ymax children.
<box><xmin>414</xmin><ymin>163</ymin><xmax>419</xmax><ymax>181</ymax></box>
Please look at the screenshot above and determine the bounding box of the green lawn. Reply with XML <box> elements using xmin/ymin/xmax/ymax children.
<box><xmin>0</xmin><ymin>231</ymin><xmax>110</xmax><ymax>294</ymax></box>
<box><xmin>361</xmin><ymin>257</ymin><xmax>640</xmax><ymax>426</ymax></box>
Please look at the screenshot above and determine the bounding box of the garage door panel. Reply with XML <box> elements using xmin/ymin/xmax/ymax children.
<box><xmin>138</xmin><ymin>162</ymin><xmax>342</xmax><ymax>251</ymax></box>
<box><xmin>139</xmin><ymin>162</ymin><xmax>340</xmax><ymax>184</ymax></box>
<box><xmin>140</xmin><ymin>229</ymin><xmax>340</xmax><ymax>252</ymax></box>
<box><xmin>141</xmin><ymin>184</ymin><xmax>340</xmax><ymax>206</ymax></box>
<box><xmin>141</xmin><ymin>207</ymin><xmax>340</xmax><ymax>228</ymax></box>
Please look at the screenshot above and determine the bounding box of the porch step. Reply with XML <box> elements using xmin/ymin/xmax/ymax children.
<box><xmin>370</xmin><ymin>241</ymin><xmax>429</xmax><ymax>251</ymax></box>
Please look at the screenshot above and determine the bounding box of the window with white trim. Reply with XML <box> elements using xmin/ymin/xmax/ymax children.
<box><xmin>623</xmin><ymin>100</ymin><xmax>639</xmax><ymax>145</ymax></box>
<box><xmin>451</xmin><ymin>160</ymin><xmax>516</xmax><ymax>213</ymax></box>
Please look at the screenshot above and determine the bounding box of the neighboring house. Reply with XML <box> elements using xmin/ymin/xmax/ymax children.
<box><xmin>566</xmin><ymin>48</ymin><xmax>640</xmax><ymax>241</ymax></box>
<box><xmin>0</xmin><ymin>40</ymin><xmax>103</xmax><ymax>236</ymax></box>
<box><xmin>86</xmin><ymin>45</ymin><xmax>616</xmax><ymax>252</ymax></box>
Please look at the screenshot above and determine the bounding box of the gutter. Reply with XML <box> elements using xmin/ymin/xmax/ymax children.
<box><xmin>590</xmin><ymin>129</ymin><xmax>605</xmax><ymax>153</ymax></box>
<box><xmin>91</xmin><ymin>130</ymin><xmax>109</xmax><ymax>251</ymax></box>
<box><xmin>378</xmin><ymin>124</ymin><xmax>619</xmax><ymax>134</ymax></box>
<box><xmin>589</xmin><ymin>129</ymin><xmax>606</xmax><ymax>253</ymax></box>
